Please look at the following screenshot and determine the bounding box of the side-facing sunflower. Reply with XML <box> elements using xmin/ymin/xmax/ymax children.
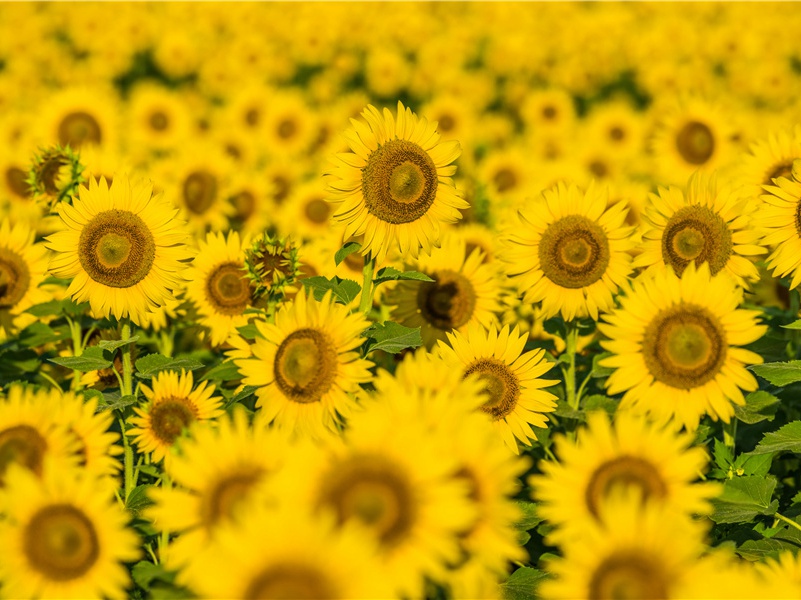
<box><xmin>0</xmin><ymin>462</ymin><xmax>139</xmax><ymax>599</ymax></box>
<box><xmin>235</xmin><ymin>290</ymin><xmax>373</xmax><ymax>439</ymax></box>
<box><xmin>757</xmin><ymin>170</ymin><xmax>801</xmax><ymax>289</ymax></box>
<box><xmin>736</xmin><ymin>125</ymin><xmax>801</xmax><ymax>202</ymax></box>
<box><xmin>326</xmin><ymin>101</ymin><xmax>467</xmax><ymax>263</ymax></box>
<box><xmin>437</xmin><ymin>323</ymin><xmax>558</xmax><ymax>453</ymax></box>
<box><xmin>46</xmin><ymin>175</ymin><xmax>192</xmax><ymax>326</ymax></box>
<box><xmin>502</xmin><ymin>181</ymin><xmax>635</xmax><ymax>321</ymax></box>
<box><xmin>531</xmin><ymin>410</ymin><xmax>718</xmax><ymax>543</ymax></box>
<box><xmin>0</xmin><ymin>219</ymin><xmax>50</xmax><ymax>333</ymax></box>
<box><xmin>634</xmin><ymin>172</ymin><xmax>766</xmax><ymax>287</ymax></box>
<box><xmin>127</xmin><ymin>369</ymin><xmax>224</xmax><ymax>463</ymax></box>
<box><xmin>185</xmin><ymin>230</ymin><xmax>255</xmax><ymax>347</ymax></box>
<box><xmin>599</xmin><ymin>263</ymin><xmax>766</xmax><ymax>430</ymax></box>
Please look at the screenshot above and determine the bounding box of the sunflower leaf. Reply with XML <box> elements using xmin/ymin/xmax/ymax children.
<box><xmin>372</xmin><ymin>267</ymin><xmax>434</xmax><ymax>285</ymax></box>
<box><xmin>736</xmin><ymin>539</ymin><xmax>800</xmax><ymax>561</ymax></box>
<box><xmin>362</xmin><ymin>322</ymin><xmax>423</xmax><ymax>354</ymax></box>
<box><xmin>125</xmin><ymin>484</ymin><xmax>155</xmax><ymax>517</ymax></box>
<box><xmin>18</xmin><ymin>322</ymin><xmax>69</xmax><ymax>347</ymax></box>
<box><xmin>751</xmin><ymin>421</ymin><xmax>801</xmax><ymax>455</ymax></box>
<box><xmin>49</xmin><ymin>352</ymin><xmax>113</xmax><ymax>372</ymax></box>
<box><xmin>499</xmin><ymin>567</ymin><xmax>551</xmax><ymax>600</ymax></box>
<box><xmin>749</xmin><ymin>361</ymin><xmax>801</xmax><ymax>387</ymax></box>
<box><xmin>134</xmin><ymin>354</ymin><xmax>204</xmax><ymax>379</ymax></box>
<box><xmin>97</xmin><ymin>336</ymin><xmax>140</xmax><ymax>353</ymax></box>
<box><xmin>200</xmin><ymin>360</ymin><xmax>242</xmax><ymax>382</ymax></box>
<box><xmin>734</xmin><ymin>391</ymin><xmax>780</xmax><ymax>424</ymax></box>
<box><xmin>334</xmin><ymin>241</ymin><xmax>362</xmax><ymax>266</ymax></box>
<box><xmin>132</xmin><ymin>560</ymin><xmax>176</xmax><ymax>591</ymax></box>
<box><xmin>98</xmin><ymin>393</ymin><xmax>138</xmax><ymax>412</ymax></box>
<box><xmin>710</xmin><ymin>475</ymin><xmax>778</xmax><ymax>523</ymax></box>
<box><xmin>782</xmin><ymin>319</ymin><xmax>801</xmax><ymax>330</ymax></box>
<box><xmin>514</xmin><ymin>501</ymin><xmax>543</xmax><ymax>531</ymax></box>
<box><xmin>301</xmin><ymin>276</ymin><xmax>361</xmax><ymax>304</ymax></box>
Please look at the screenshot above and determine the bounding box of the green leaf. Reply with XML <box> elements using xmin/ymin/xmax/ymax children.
<box><xmin>713</xmin><ymin>439</ymin><xmax>733</xmax><ymax>471</ymax></box>
<box><xmin>135</xmin><ymin>354</ymin><xmax>204</xmax><ymax>379</ymax></box>
<box><xmin>500</xmin><ymin>567</ymin><xmax>551</xmax><ymax>600</ymax></box>
<box><xmin>301</xmin><ymin>276</ymin><xmax>361</xmax><ymax>304</ymax></box>
<box><xmin>591</xmin><ymin>352</ymin><xmax>615</xmax><ymax>378</ymax></box>
<box><xmin>236</xmin><ymin>324</ymin><xmax>261</xmax><ymax>340</ymax></box>
<box><xmin>362</xmin><ymin>322</ymin><xmax>423</xmax><ymax>354</ymax></box>
<box><xmin>229</xmin><ymin>385</ymin><xmax>258</xmax><ymax>405</ymax></box>
<box><xmin>49</xmin><ymin>353</ymin><xmax>113</xmax><ymax>372</ymax></box>
<box><xmin>734</xmin><ymin>391</ymin><xmax>780</xmax><ymax>424</ymax></box>
<box><xmin>554</xmin><ymin>398</ymin><xmax>585</xmax><ymax>422</ymax></box>
<box><xmin>583</xmin><ymin>395</ymin><xmax>617</xmax><ymax>415</ymax></box>
<box><xmin>334</xmin><ymin>241</ymin><xmax>361</xmax><ymax>266</ymax></box>
<box><xmin>750</xmin><ymin>360</ymin><xmax>801</xmax><ymax>386</ymax></box>
<box><xmin>710</xmin><ymin>475</ymin><xmax>778</xmax><ymax>523</ymax></box>
<box><xmin>736</xmin><ymin>539</ymin><xmax>800</xmax><ymax>561</ymax></box>
<box><xmin>782</xmin><ymin>319</ymin><xmax>801</xmax><ymax>330</ymax></box>
<box><xmin>25</xmin><ymin>299</ymin><xmax>67</xmax><ymax>317</ymax></box>
<box><xmin>373</xmin><ymin>266</ymin><xmax>434</xmax><ymax>285</ymax></box>
<box><xmin>97</xmin><ymin>336</ymin><xmax>140</xmax><ymax>352</ymax></box>
<box><xmin>514</xmin><ymin>501</ymin><xmax>543</xmax><ymax>531</ymax></box>
<box><xmin>751</xmin><ymin>421</ymin><xmax>801</xmax><ymax>455</ymax></box>
<box><xmin>125</xmin><ymin>484</ymin><xmax>154</xmax><ymax>517</ymax></box>
<box><xmin>132</xmin><ymin>561</ymin><xmax>176</xmax><ymax>590</ymax></box>
<box><xmin>79</xmin><ymin>389</ymin><xmax>104</xmax><ymax>406</ymax></box>
<box><xmin>201</xmin><ymin>360</ymin><xmax>241</xmax><ymax>382</ymax></box>
<box><xmin>736</xmin><ymin>452</ymin><xmax>775</xmax><ymax>477</ymax></box>
<box><xmin>98</xmin><ymin>393</ymin><xmax>138</xmax><ymax>412</ymax></box>
<box><xmin>18</xmin><ymin>322</ymin><xmax>69</xmax><ymax>347</ymax></box>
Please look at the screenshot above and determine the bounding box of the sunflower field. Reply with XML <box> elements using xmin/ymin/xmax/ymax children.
<box><xmin>3</xmin><ymin>2</ymin><xmax>801</xmax><ymax>599</ymax></box>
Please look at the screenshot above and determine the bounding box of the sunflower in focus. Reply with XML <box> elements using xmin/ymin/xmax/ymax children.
<box><xmin>46</xmin><ymin>175</ymin><xmax>191</xmax><ymax>325</ymax></box>
<box><xmin>438</xmin><ymin>323</ymin><xmax>558</xmax><ymax>453</ymax></box>
<box><xmin>326</xmin><ymin>101</ymin><xmax>467</xmax><ymax>262</ymax></box>
<box><xmin>186</xmin><ymin>230</ymin><xmax>255</xmax><ymax>347</ymax></box>
<box><xmin>531</xmin><ymin>411</ymin><xmax>718</xmax><ymax>542</ymax></box>
<box><xmin>502</xmin><ymin>181</ymin><xmax>634</xmax><ymax>321</ymax></box>
<box><xmin>0</xmin><ymin>219</ymin><xmax>50</xmax><ymax>333</ymax></box>
<box><xmin>0</xmin><ymin>463</ymin><xmax>139</xmax><ymax>599</ymax></box>
<box><xmin>757</xmin><ymin>171</ymin><xmax>801</xmax><ymax>289</ymax></box>
<box><xmin>235</xmin><ymin>290</ymin><xmax>373</xmax><ymax>439</ymax></box>
<box><xmin>127</xmin><ymin>369</ymin><xmax>224</xmax><ymax>463</ymax></box>
<box><xmin>386</xmin><ymin>233</ymin><xmax>502</xmax><ymax>348</ymax></box>
<box><xmin>634</xmin><ymin>173</ymin><xmax>765</xmax><ymax>287</ymax></box>
<box><xmin>599</xmin><ymin>263</ymin><xmax>766</xmax><ymax>430</ymax></box>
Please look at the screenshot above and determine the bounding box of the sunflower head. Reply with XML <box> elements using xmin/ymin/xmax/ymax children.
<box><xmin>244</xmin><ymin>232</ymin><xmax>301</xmax><ymax>301</ymax></box>
<box><xmin>26</xmin><ymin>145</ymin><xmax>84</xmax><ymax>211</ymax></box>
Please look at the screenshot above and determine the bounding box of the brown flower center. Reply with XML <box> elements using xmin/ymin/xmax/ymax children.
<box><xmin>464</xmin><ymin>358</ymin><xmax>520</xmax><ymax>420</ymax></box>
<box><xmin>149</xmin><ymin>397</ymin><xmax>198</xmax><ymax>445</ymax></box>
<box><xmin>202</xmin><ymin>467</ymin><xmax>265</xmax><ymax>527</ymax></box>
<box><xmin>539</xmin><ymin>215</ymin><xmax>610</xmax><ymax>289</ymax></box>
<box><xmin>274</xmin><ymin>328</ymin><xmax>337</xmax><ymax>403</ymax></box>
<box><xmin>493</xmin><ymin>168</ymin><xmax>518</xmax><ymax>193</ymax></box>
<box><xmin>585</xmin><ymin>456</ymin><xmax>667</xmax><ymax>518</ymax></box>
<box><xmin>304</xmin><ymin>197</ymin><xmax>331</xmax><ymax>225</ymax></box>
<box><xmin>5</xmin><ymin>166</ymin><xmax>31</xmax><ymax>199</ymax></box>
<box><xmin>244</xmin><ymin>564</ymin><xmax>337</xmax><ymax>600</ymax></box>
<box><xmin>0</xmin><ymin>248</ymin><xmax>31</xmax><ymax>309</ymax></box>
<box><xmin>205</xmin><ymin>262</ymin><xmax>251</xmax><ymax>316</ymax></box>
<box><xmin>58</xmin><ymin>111</ymin><xmax>102</xmax><ymax>147</ymax></box>
<box><xmin>661</xmin><ymin>205</ymin><xmax>732</xmax><ymax>276</ymax></box>
<box><xmin>0</xmin><ymin>425</ymin><xmax>47</xmax><ymax>484</ymax></box>
<box><xmin>232</xmin><ymin>190</ymin><xmax>256</xmax><ymax>221</ymax></box>
<box><xmin>182</xmin><ymin>170</ymin><xmax>218</xmax><ymax>215</ymax></box>
<box><xmin>25</xmin><ymin>504</ymin><xmax>100</xmax><ymax>581</ymax></box>
<box><xmin>675</xmin><ymin>120</ymin><xmax>715</xmax><ymax>166</ymax></box>
<box><xmin>417</xmin><ymin>269</ymin><xmax>476</xmax><ymax>331</ymax></box>
<box><xmin>277</xmin><ymin>118</ymin><xmax>297</xmax><ymax>140</ymax></box>
<box><xmin>589</xmin><ymin>551</ymin><xmax>670</xmax><ymax>600</ymax></box>
<box><xmin>148</xmin><ymin>110</ymin><xmax>169</xmax><ymax>131</ymax></box>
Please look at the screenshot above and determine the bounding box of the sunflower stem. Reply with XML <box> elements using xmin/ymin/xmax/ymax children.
<box><xmin>119</xmin><ymin>415</ymin><xmax>134</xmax><ymax>502</ymax></box>
<box><xmin>723</xmin><ymin>419</ymin><xmax>737</xmax><ymax>453</ymax></box>
<box><xmin>565</xmin><ymin>320</ymin><xmax>580</xmax><ymax>411</ymax></box>
<box><xmin>67</xmin><ymin>317</ymin><xmax>84</xmax><ymax>392</ymax></box>
<box><xmin>359</xmin><ymin>253</ymin><xmax>376</xmax><ymax>314</ymax></box>
<box><xmin>39</xmin><ymin>370</ymin><xmax>63</xmax><ymax>392</ymax></box>
<box><xmin>121</xmin><ymin>319</ymin><xmax>134</xmax><ymax>397</ymax></box>
<box><xmin>775</xmin><ymin>512</ymin><xmax>801</xmax><ymax>533</ymax></box>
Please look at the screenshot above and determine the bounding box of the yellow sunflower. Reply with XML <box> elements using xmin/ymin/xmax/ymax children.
<box><xmin>277</xmin><ymin>179</ymin><xmax>336</xmax><ymax>241</ymax></box>
<box><xmin>502</xmin><ymin>181</ymin><xmax>635</xmax><ymax>321</ymax></box>
<box><xmin>539</xmin><ymin>490</ymin><xmax>711</xmax><ymax>600</ymax></box>
<box><xmin>385</xmin><ymin>233</ymin><xmax>502</xmax><ymax>348</ymax></box>
<box><xmin>185</xmin><ymin>230</ymin><xmax>255</xmax><ymax>347</ymax></box>
<box><xmin>326</xmin><ymin>101</ymin><xmax>467</xmax><ymax>263</ymax></box>
<box><xmin>438</xmin><ymin>323</ymin><xmax>558</xmax><ymax>453</ymax></box>
<box><xmin>736</xmin><ymin>125</ymin><xmax>801</xmax><ymax>202</ymax></box>
<box><xmin>147</xmin><ymin>408</ymin><xmax>289</xmax><ymax>570</ymax></box>
<box><xmin>599</xmin><ymin>263</ymin><xmax>767</xmax><ymax>430</ymax></box>
<box><xmin>531</xmin><ymin>410</ymin><xmax>718</xmax><ymax>543</ymax></box>
<box><xmin>127</xmin><ymin>83</ymin><xmax>193</xmax><ymax>154</ymax></box>
<box><xmin>0</xmin><ymin>386</ymin><xmax>80</xmax><ymax>485</ymax></box>
<box><xmin>46</xmin><ymin>175</ymin><xmax>192</xmax><ymax>325</ymax></box>
<box><xmin>180</xmin><ymin>504</ymin><xmax>390</xmax><ymax>600</ymax></box>
<box><xmin>0</xmin><ymin>462</ymin><xmax>139</xmax><ymax>599</ymax></box>
<box><xmin>755</xmin><ymin>551</ymin><xmax>801</xmax><ymax>597</ymax></box>
<box><xmin>261</xmin><ymin>89</ymin><xmax>319</xmax><ymax>158</ymax></box>
<box><xmin>757</xmin><ymin>172</ymin><xmax>801</xmax><ymax>289</ymax></box>
<box><xmin>235</xmin><ymin>290</ymin><xmax>373</xmax><ymax>439</ymax></box>
<box><xmin>56</xmin><ymin>391</ymin><xmax>122</xmax><ymax>478</ymax></box>
<box><xmin>36</xmin><ymin>85</ymin><xmax>120</xmax><ymax>150</ymax></box>
<box><xmin>0</xmin><ymin>219</ymin><xmax>50</xmax><ymax>333</ymax></box>
<box><xmin>634</xmin><ymin>172</ymin><xmax>766</xmax><ymax>287</ymax></box>
<box><xmin>127</xmin><ymin>369</ymin><xmax>224</xmax><ymax>463</ymax></box>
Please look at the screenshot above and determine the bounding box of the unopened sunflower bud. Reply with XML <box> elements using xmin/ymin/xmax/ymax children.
<box><xmin>245</xmin><ymin>233</ymin><xmax>301</xmax><ymax>301</ymax></box>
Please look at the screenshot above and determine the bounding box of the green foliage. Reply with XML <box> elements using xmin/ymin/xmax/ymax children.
<box><xmin>734</xmin><ymin>391</ymin><xmax>780</xmax><ymax>424</ymax></box>
<box><xmin>97</xmin><ymin>336</ymin><xmax>141</xmax><ymax>352</ymax></box>
<box><xmin>125</xmin><ymin>485</ymin><xmax>154</xmax><ymax>517</ymax></box>
<box><xmin>750</xmin><ymin>360</ymin><xmax>801</xmax><ymax>386</ymax></box>
<box><xmin>200</xmin><ymin>360</ymin><xmax>242</xmax><ymax>382</ymax></box>
<box><xmin>710</xmin><ymin>476</ymin><xmax>779</xmax><ymax>523</ymax></box>
<box><xmin>500</xmin><ymin>567</ymin><xmax>551</xmax><ymax>600</ymax></box>
<box><xmin>301</xmin><ymin>276</ymin><xmax>361</xmax><ymax>304</ymax></box>
<box><xmin>334</xmin><ymin>241</ymin><xmax>362</xmax><ymax>266</ymax></box>
<box><xmin>362</xmin><ymin>322</ymin><xmax>423</xmax><ymax>354</ymax></box>
<box><xmin>372</xmin><ymin>267</ymin><xmax>434</xmax><ymax>285</ymax></box>
<box><xmin>134</xmin><ymin>354</ymin><xmax>204</xmax><ymax>379</ymax></box>
<box><xmin>49</xmin><ymin>346</ymin><xmax>113</xmax><ymax>371</ymax></box>
<box><xmin>751</xmin><ymin>421</ymin><xmax>801</xmax><ymax>455</ymax></box>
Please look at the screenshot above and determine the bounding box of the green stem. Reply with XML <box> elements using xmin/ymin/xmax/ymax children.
<box><xmin>39</xmin><ymin>371</ymin><xmax>63</xmax><ymax>392</ymax></box>
<box><xmin>565</xmin><ymin>321</ymin><xmax>580</xmax><ymax>411</ymax></box>
<box><xmin>543</xmin><ymin>444</ymin><xmax>559</xmax><ymax>463</ymax></box>
<box><xmin>121</xmin><ymin>320</ymin><xmax>133</xmax><ymax>397</ymax></box>
<box><xmin>159</xmin><ymin>472</ymin><xmax>172</xmax><ymax>560</ymax></box>
<box><xmin>118</xmin><ymin>415</ymin><xmax>134</xmax><ymax>502</ymax></box>
<box><xmin>723</xmin><ymin>420</ymin><xmax>738</xmax><ymax>453</ymax></box>
<box><xmin>358</xmin><ymin>253</ymin><xmax>376</xmax><ymax>314</ymax></box>
<box><xmin>776</xmin><ymin>512</ymin><xmax>801</xmax><ymax>533</ymax></box>
<box><xmin>157</xmin><ymin>330</ymin><xmax>174</xmax><ymax>358</ymax></box>
<box><xmin>67</xmin><ymin>317</ymin><xmax>84</xmax><ymax>391</ymax></box>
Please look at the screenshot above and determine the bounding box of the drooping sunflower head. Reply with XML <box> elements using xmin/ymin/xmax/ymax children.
<box><xmin>326</xmin><ymin>101</ymin><xmax>468</xmax><ymax>262</ymax></box>
<box><xmin>635</xmin><ymin>172</ymin><xmax>765</xmax><ymax>286</ymax></box>
<box><xmin>599</xmin><ymin>263</ymin><xmax>767</xmax><ymax>430</ymax></box>
<box><xmin>502</xmin><ymin>181</ymin><xmax>635</xmax><ymax>321</ymax></box>
<box><xmin>46</xmin><ymin>174</ymin><xmax>192</xmax><ymax>325</ymax></box>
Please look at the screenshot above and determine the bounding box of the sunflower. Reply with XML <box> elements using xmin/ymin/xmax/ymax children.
<box><xmin>531</xmin><ymin>410</ymin><xmax>718</xmax><ymax>542</ymax></box>
<box><xmin>757</xmin><ymin>172</ymin><xmax>801</xmax><ymax>289</ymax></box>
<box><xmin>235</xmin><ymin>290</ymin><xmax>373</xmax><ymax>439</ymax></box>
<box><xmin>502</xmin><ymin>181</ymin><xmax>635</xmax><ymax>321</ymax></box>
<box><xmin>0</xmin><ymin>219</ymin><xmax>50</xmax><ymax>333</ymax></box>
<box><xmin>0</xmin><ymin>386</ymin><xmax>80</xmax><ymax>485</ymax></box>
<box><xmin>634</xmin><ymin>172</ymin><xmax>766</xmax><ymax>287</ymax></box>
<box><xmin>36</xmin><ymin>86</ymin><xmax>120</xmax><ymax>150</ymax></box>
<box><xmin>585</xmin><ymin>100</ymin><xmax>646</xmax><ymax>160</ymax></box>
<box><xmin>55</xmin><ymin>391</ymin><xmax>122</xmax><ymax>478</ymax></box>
<box><xmin>599</xmin><ymin>263</ymin><xmax>767</xmax><ymax>430</ymax></box>
<box><xmin>756</xmin><ymin>551</ymin><xmax>801</xmax><ymax>596</ymax></box>
<box><xmin>326</xmin><ymin>101</ymin><xmax>467</xmax><ymax>263</ymax></box>
<box><xmin>127</xmin><ymin>369</ymin><xmax>224</xmax><ymax>463</ymax></box>
<box><xmin>147</xmin><ymin>408</ymin><xmax>289</xmax><ymax>570</ymax></box>
<box><xmin>226</xmin><ymin>170</ymin><xmax>275</xmax><ymax>236</ymax></box>
<box><xmin>519</xmin><ymin>87</ymin><xmax>577</xmax><ymax>136</ymax></box>
<box><xmin>736</xmin><ymin>125</ymin><xmax>801</xmax><ymax>202</ymax></box>
<box><xmin>385</xmin><ymin>233</ymin><xmax>502</xmax><ymax>348</ymax></box>
<box><xmin>0</xmin><ymin>462</ymin><xmax>139</xmax><ymax>599</ymax></box>
<box><xmin>127</xmin><ymin>83</ymin><xmax>193</xmax><ymax>154</ymax></box>
<box><xmin>477</xmin><ymin>146</ymin><xmax>535</xmax><ymax>210</ymax></box>
<box><xmin>438</xmin><ymin>323</ymin><xmax>558</xmax><ymax>454</ymax></box>
<box><xmin>262</xmin><ymin>89</ymin><xmax>319</xmax><ymax>158</ymax></box>
<box><xmin>277</xmin><ymin>179</ymin><xmax>336</xmax><ymax>241</ymax></box>
<box><xmin>538</xmin><ymin>490</ymin><xmax>711</xmax><ymax>600</ymax></box>
<box><xmin>650</xmin><ymin>95</ymin><xmax>735</xmax><ymax>185</ymax></box>
<box><xmin>185</xmin><ymin>230</ymin><xmax>255</xmax><ymax>347</ymax></box>
<box><xmin>46</xmin><ymin>175</ymin><xmax>192</xmax><ymax>325</ymax></box>
<box><xmin>180</xmin><ymin>504</ymin><xmax>390</xmax><ymax>599</ymax></box>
